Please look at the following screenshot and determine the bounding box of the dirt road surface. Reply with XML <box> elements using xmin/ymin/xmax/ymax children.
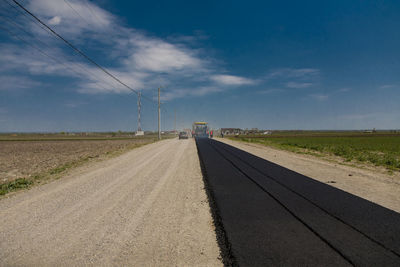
<box><xmin>0</xmin><ymin>139</ymin><xmax>221</xmax><ymax>266</ymax></box>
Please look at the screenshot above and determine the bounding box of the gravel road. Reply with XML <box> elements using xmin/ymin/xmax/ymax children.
<box><xmin>0</xmin><ymin>139</ymin><xmax>221</xmax><ymax>266</ymax></box>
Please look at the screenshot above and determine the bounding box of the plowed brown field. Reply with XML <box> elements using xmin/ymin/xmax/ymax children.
<box><xmin>0</xmin><ymin>138</ymin><xmax>156</xmax><ymax>184</ymax></box>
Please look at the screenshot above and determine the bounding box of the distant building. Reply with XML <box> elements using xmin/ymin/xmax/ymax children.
<box><xmin>221</xmin><ymin>128</ymin><xmax>243</xmax><ymax>135</ymax></box>
<box><xmin>364</xmin><ymin>128</ymin><xmax>377</xmax><ymax>133</ymax></box>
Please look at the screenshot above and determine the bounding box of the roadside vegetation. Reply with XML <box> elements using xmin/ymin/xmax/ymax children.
<box><xmin>0</xmin><ymin>132</ymin><xmax>173</xmax><ymax>196</ymax></box>
<box><xmin>231</xmin><ymin>132</ymin><xmax>400</xmax><ymax>173</ymax></box>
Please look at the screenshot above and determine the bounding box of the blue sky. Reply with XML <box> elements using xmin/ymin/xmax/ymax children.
<box><xmin>0</xmin><ymin>0</ymin><xmax>399</xmax><ymax>132</ymax></box>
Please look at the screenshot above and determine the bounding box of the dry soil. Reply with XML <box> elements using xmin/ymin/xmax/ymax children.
<box><xmin>0</xmin><ymin>139</ymin><xmax>154</xmax><ymax>184</ymax></box>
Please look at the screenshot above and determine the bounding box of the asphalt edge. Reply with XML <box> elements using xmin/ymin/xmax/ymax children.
<box><xmin>195</xmin><ymin>138</ymin><xmax>238</xmax><ymax>267</ymax></box>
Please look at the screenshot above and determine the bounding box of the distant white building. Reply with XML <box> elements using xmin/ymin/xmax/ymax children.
<box><xmin>221</xmin><ymin>128</ymin><xmax>242</xmax><ymax>135</ymax></box>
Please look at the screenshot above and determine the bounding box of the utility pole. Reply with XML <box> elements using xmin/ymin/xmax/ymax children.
<box><xmin>174</xmin><ymin>108</ymin><xmax>176</xmax><ymax>135</ymax></box>
<box><xmin>158</xmin><ymin>87</ymin><xmax>161</xmax><ymax>140</ymax></box>
<box><xmin>137</xmin><ymin>92</ymin><xmax>141</xmax><ymax>132</ymax></box>
<box><xmin>135</xmin><ymin>92</ymin><xmax>144</xmax><ymax>136</ymax></box>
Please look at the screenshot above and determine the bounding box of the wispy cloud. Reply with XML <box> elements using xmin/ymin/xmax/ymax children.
<box><xmin>309</xmin><ymin>94</ymin><xmax>329</xmax><ymax>101</ymax></box>
<box><xmin>161</xmin><ymin>86</ymin><xmax>222</xmax><ymax>101</ymax></box>
<box><xmin>257</xmin><ymin>88</ymin><xmax>285</xmax><ymax>94</ymax></box>
<box><xmin>337</xmin><ymin>87</ymin><xmax>351</xmax><ymax>93</ymax></box>
<box><xmin>264</xmin><ymin>68</ymin><xmax>320</xmax><ymax>91</ymax></box>
<box><xmin>379</xmin><ymin>84</ymin><xmax>395</xmax><ymax>89</ymax></box>
<box><xmin>267</xmin><ymin>68</ymin><xmax>320</xmax><ymax>80</ymax></box>
<box><xmin>286</xmin><ymin>82</ymin><xmax>313</xmax><ymax>88</ymax></box>
<box><xmin>48</xmin><ymin>15</ymin><xmax>61</xmax><ymax>25</ymax></box>
<box><xmin>27</xmin><ymin>0</ymin><xmax>114</xmax><ymax>35</ymax></box>
<box><xmin>210</xmin><ymin>74</ymin><xmax>256</xmax><ymax>86</ymax></box>
<box><xmin>0</xmin><ymin>0</ymin><xmax>254</xmax><ymax>101</ymax></box>
<box><xmin>64</xmin><ymin>101</ymin><xmax>87</xmax><ymax>108</ymax></box>
<box><xmin>0</xmin><ymin>75</ymin><xmax>41</xmax><ymax>90</ymax></box>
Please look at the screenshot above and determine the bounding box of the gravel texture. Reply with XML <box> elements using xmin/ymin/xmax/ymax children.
<box><xmin>0</xmin><ymin>139</ymin><xmax>221</xmax><ymax>266</ymax></box>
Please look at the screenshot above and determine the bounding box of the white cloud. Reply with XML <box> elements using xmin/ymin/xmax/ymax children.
<box><xmin>161</xmin><ymin>86</ymin><xmax>222</xmax><ymax>101</ymax></box>
<box><xmin>286</xmin><ymin>82</ymin><xmax>313</xmax><ymax>88</ymax></box>
<box><xmin>210</xmin><ymin>74</ymin><xmax>256</xmax><ymax>86</ymax></box>
<box><xmin>48</xmin><ymin>16</ymin><xmax>61</xmax><ymax>25</ymax></box>
<box><xmin>129</xmin><ymin>39</ymin><xmax>202</xmax><ymax>72</ymax></box>
<box><xmin>27</xmin><ymin>0</ymin><xmax>113</xmax><ymax>35</ymax></box>
<box><xmin>77</xmin><ymin>71</ymin><xmax>146</xmax><ymax>94</ymax></box>
<box><xmin>0</xmin><ymin>75</ymin><xmax>41</xmax><ymax>90</ymax></box>
<box><xmin>0</xmin><ymin>0</ymin><xmax>255</xmax><ymax>100</ymax></box>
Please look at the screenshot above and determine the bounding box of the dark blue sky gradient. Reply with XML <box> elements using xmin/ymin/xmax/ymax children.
<box><xmin>0</xmin><ymin>0</ymin><xmax>399</xmax><ymax>131</ymax></box>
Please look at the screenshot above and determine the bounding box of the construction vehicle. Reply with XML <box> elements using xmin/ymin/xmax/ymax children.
<box><xmin>192</xmin><ymin>122</ymin><xmax>209</xmax><ymax>138</ymax></box>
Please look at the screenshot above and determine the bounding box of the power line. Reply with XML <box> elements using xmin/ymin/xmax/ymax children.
<box><xmin>63</xmin><ymin>0</ymin><xmax>91</xmax><ymax>26</ymax></box>
<box><xmin>9</xmin><ymin>0</ymin><xmax>158</xmax><ymax>104</ymax></box>
<box><xmin>83</xmin><ymin>0</ymin><xmax>105</xmax><ymax>26</ymax></box>
<box><xmin>64</xmin><ymin>0</ymin><xmax>105</xmax><ymax>28</ymax></box>
<box><xmin>10</xmin><ymin>0</ymin><xmax>137</xmax><ymax>94</ymax></box>
<box><xmin>2</xmin><ymin>0</ymin><xmax>55</xmax><ymax>40</ymax></box>
<box><xmin>2</xmin><ymin>0</ymin><xmax>170</xmax><ymax>130</ymax></box>
<box><xmin>0</xmin><ymin>14</ymin><xmax>123</xmax><ymax>93</ymax></box>
<box><xmin>1</xmin><ymin>24</ymin><xmax>162</xmax><ymax>130</ymax></box>
<box><xmin>1</xmin><ymin>0</ymin><xmax>130</xmax><ymax>94</ymax></box>
<box><xmin>2</xmin><ymin>0</ymin><xmax>164</xmax><ymax>107</ymax></box>
<box><xmin>0</xmin><ymin>23</ymin><xmax>118</xmax><ymax>93</ymax></box>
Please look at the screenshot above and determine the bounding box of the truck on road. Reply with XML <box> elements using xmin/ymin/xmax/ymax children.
<box><xmin>192</xmin><ymin>122</ymin><xmax>210</xmax><ymax>138</ymax></box>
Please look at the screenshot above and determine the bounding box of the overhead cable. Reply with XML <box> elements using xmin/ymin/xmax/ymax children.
<box><xmin>9</xmin><ymin>0</ymin><xmax>158</xmax><ymax>104</ymax></box>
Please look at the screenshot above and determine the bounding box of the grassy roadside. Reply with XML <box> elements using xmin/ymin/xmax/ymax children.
<box><xmin>229</xmin><ymin>135</ymin><xmax>400</xmax><ymax>173</ymax></box>
<box><xmin>0</xmin><ymin>137</ymin><xmax>163</xmax><ymax>197</ymax></box>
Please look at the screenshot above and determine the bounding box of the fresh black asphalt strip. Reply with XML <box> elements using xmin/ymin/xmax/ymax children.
<box><xmin>196</xmin><ymin>138</ymin><xmax>400</xmax><ymax>266</ymax></box>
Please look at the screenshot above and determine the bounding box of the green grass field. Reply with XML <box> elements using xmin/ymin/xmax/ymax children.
<box><xmin>233</xmin><ymin>132</ymin><xmax>400</xmax><ymax>172</ymax></box>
